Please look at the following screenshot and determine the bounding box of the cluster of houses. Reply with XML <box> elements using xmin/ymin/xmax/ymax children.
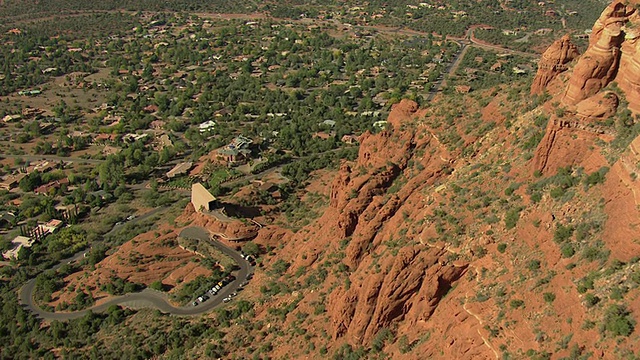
<box><xmin>2</xmin><ymin>219</ymin><xmax>64</xmax><ymax>260</ymax></box>
<box><xmin>0</xmin><ymin>160</ymin><xmax>57</xmax><ymax>191</ymax></box>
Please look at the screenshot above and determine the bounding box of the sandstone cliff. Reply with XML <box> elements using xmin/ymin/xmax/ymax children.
<box><xmin>561</xmin><ymin>1</ymin><xmax>640</xmax><ymax>110</ymax></box>
<box><xmin>532</xmin><ymin>1</ymin><xmax>640</xmax><ymax>174</ymax></box>
<box><xmin>530</xmin><ymin>35</ymin><xmax>579</xmax><ymax>95</ymax></box>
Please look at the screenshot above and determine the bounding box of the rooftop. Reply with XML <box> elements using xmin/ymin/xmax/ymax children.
<box><xmin>166</xmin><ymin>162</ymin><xmax>194</xmax><ymax>178</ymax></box>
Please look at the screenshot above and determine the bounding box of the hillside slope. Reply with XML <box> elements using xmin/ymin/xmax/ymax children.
<box><xmin>241</xmin><ymin>3</ymin><xmax>640</xmax><ymax>357</ymax></box>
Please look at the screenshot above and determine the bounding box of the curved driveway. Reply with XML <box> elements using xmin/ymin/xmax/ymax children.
<box><xmin>19</xmin><ymin>226</ymin><xmax>251</xmax><ymax>320</ymax></box>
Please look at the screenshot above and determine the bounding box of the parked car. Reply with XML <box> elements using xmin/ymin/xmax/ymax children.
<box><xmin>126</xmin><ymin>215</ymin><xmax>136</xmax><ymax>221</ymax></box>
<box><xmin>223</xmin><ymin>297</ymin><xmax>231</xmax><ymax>303</ymax></box>
<box><xmin>192</xmin><ymin>301</ymin><xmax>198</xmax><ymax>306</ymax></box>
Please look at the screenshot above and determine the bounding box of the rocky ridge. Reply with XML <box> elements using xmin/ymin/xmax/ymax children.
<box><xmin>247</xmin><ymin>3</ymin><xmax>640</xmax><ymax>355</ymax></box>
<box><xmin>532</xmin><ymin>1</ymin><xmax>640</xmax><ymax>174</ymax></box>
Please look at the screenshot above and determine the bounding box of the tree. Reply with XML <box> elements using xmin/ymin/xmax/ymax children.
<box><xmin>98</xmin><ymin>156</ymin><xmax>125</xmax><ymax>190</ymax></box>
<box><xmin>241</xmin><ymin>242</ymin><xmax>260</xmax><ymax>257</ymax></box>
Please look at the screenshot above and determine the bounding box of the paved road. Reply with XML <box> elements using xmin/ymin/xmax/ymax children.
<box><xmin>19</xmin><ymin>226</ymin><xmax>251</xmax><ymax>320</ymax></box>
<box><xmin>2</xmin><ymin>154</ymin><xmax>105</xmax><ymax>165</ymax></box>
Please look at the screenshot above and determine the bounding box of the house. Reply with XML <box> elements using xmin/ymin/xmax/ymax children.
<box><xmin>18</xmin><ymin>89</ymin><xmax>41</xmax><ymax>96</ymax></box>
<box><xmin>0</xmin><ymin>212</ymin><xmax>16</xmax><ymax>229</ymax></box>
<box><xmin>2</xmin><ymin>236</ymin><xmax>34</xmax><ymax>260</ymax></box>
<box><xmin>216</xmin><ymin>135</ymin><xmax>253</xmax><ymax>166</ymax></box>
<box><xmin>199</xmin><ymin>120</ymin><xmax>216</xmax><ymax>133</ymax></box>
<box><xmin>94</xmin><ymin>133</ymin><xmax>119</xmax><ymax>144</ymax></box>
<box><xmin>166</xmin><ymin>162</ymin><xmax>193</xmax><ymax>179</ymax></box>
<box><xmin>535</xmin><ymin>28</ymin><xmax>553</xmax><ymax>36</ymax></box>
<box><xmin>0</xmin><ymin>174</ymin><xmax>26</xmax><ymax>190</ymax></box>
<box><xmin>102</xmin><ymin>145</ymin><xmax>120</xmax><ymax>156</ymax></box>
<box><xmin>490</xmin><ymin>62</ymin><xmax>503</xmax><ymax>71</ymax></box>
<box><xmin>158</xmin><ymin>134</ymin><xmax>173</xmax><ymax>148</ymax></box>
<box><xmin>373</xmin><ymin>120</ymin><xmax>388</xmax><ymax>128</ymax></box>
<box><xmin>143</xmin><ymin>104</ymin><xmax>159</xmax><ymax>113</ymax></box>
<box><xmin>313</xmin><ymin>131</ymin><xmax>333</xmax><ymax>140</ymax></box>
<box><xmin>2</xmin><ymin>114</ymin><xmax>22</xmax><ymax>123</ymax></box>
<box><xmin>455</xmin><ymin>85</ymin><xmax>472</xmax><ymax>93</ymax></box>
<box><xmin>39</xmin><ymin>122</ymin><xmax>55</xmax><ymax>133</ymax></box>
<box><xmin>22</xmin><ymin>108</ymin><xmax>43</xmax><ymax>118</ymax></box>
<box><xmin>150</xmin><ymin>120</ymin><xmax>166</xmax><ymax>130</ymax></box>
<box><xmin>25</xmin><ymin>219</ymin><xmax>63</xmax><ymax>242</ymax></box>
<box><xmin>122</xmin><ymin>133</ymin><xmax>149</xmax><ymax>143</ymax></box>
<box><xmin>341</xmin><ymin>134</ymin><xmax>359</xmax><ymax>144</ymax></box>
<box><xmin>512</xmin><ymin>66</ymin><xmax>528</xmax><ymax>75</ymax></box>
<box><xmin>43</xmin><ymin>219</ymin><xmax>63</xmax><ymax>233</ymax></box>
<box><xmin>34</xmin><ymin>178</ymin><xmax>69</xmax><ymax>195</ymax></box>
<box><xmin>27</xmin><ymin>160</ymin><xmax>55</xmax><ymax>174</ymax></box>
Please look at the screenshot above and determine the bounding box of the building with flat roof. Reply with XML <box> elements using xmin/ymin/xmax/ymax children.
<box><xmin>2</xmin><ymin>236</ymin><xmax>34</xmax><ymax>260</ymax></box>
<box><xmin>166</xmin><ymin>162</ymin><xmax>193</xmax><ymax>179</ymax></box>
<box><xmin>0</xmin><ymin>173</ymin><xmax>26</xmax><ymax>190</ymax></box>
<box><xmin>191</xmin><ymin>183</ymin><xmax>217</xmax><ymax>212</ymax></box>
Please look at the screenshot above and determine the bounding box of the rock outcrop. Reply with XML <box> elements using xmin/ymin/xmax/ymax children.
<box><xmin>533</xmin><ymin>0</ymin><xmax>640</xmax><ymax>174</ymax></box>
<box><xmin>603</xmin><ymin>134</ymin><xmax>640</xmax><ymax>260</ymax></box>
<box><xmin>530</xmin><ymin>35</ymin><xmax>579</xmax><ymax>95</ymax></box>
<box><xmin>561</xmin><ymin>1</ymin><xmax>640</xmax><ymax>108</ymax></box>
<box><xmin>330</xmin><ymin>247</ymin><xmax>467</xmax><ymax>345</ymax></box>
<box><xmin>575</xmin><ymin>91</ymin><xmax>618</xmax><ymax>120</ymax></box>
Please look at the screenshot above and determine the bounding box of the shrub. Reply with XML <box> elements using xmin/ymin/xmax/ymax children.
<box><xmin>497</xmin><ymin>243</ymin><xmax>507</xmax><ymax>253</ymax></box>
<box><xmin>543</xmin><ymin>292</ymin><xmax>556</xmax><ymax>303</ymax></box>
<box><xmin>582</xmin><ymin>245</ymin><xmax>609</xmax><ymax>263</ymax></box>
<box><xmin>530</xmin><ymin>192</ymin><xmax>542</xmax><ymax>203</ymax></box>
<box><xmin>553</xmin><ymin>224</ymin><xmax>574</xmax><ymax>243</ymax></box>
<box><xmin>602</xmin><ymin>305</ymin><xmax>635</xmax><ymax>337</ymax></box>
<box><xmin>504</xmin><ymin>208</ymin><xmax>520</xmax><ymax>230</ymax></box>
<box><xmin>150</xmin><ymin>281</ymin><xmax>163</xmax><ymax>291</ymax></box>
<box><xmin>527</xmin><ymin>259</ymin><xmax>541</xmax><ymax>272</ymax></box>
<box><xmin>510</xmin><ymin>299</ymin><xmax>525</xmax><ymax>309</ymax></box>
<box><xmin>560</xmin><ymin>243</ymin><xmax>575</xmax><ymax>258</ymax></box>
<box><xmin>584</xmin><ymin>293</ymin><xmax>600</xmax><ymax>308</ymax></box>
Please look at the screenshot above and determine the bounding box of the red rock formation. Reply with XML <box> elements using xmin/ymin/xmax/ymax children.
<box><xmin>534</xmin><ymin>0</ymin><xmax>640</xmax><ymax>173</ymax></box>
<box><xmin>530</xmin><ymin>35</ymin><xmax>579</xmax><ymax>95</ymax></box>
<box><xmin>561</xmin><ymin>23</ymin><xmax>622</xmax><ymax>105</ymax></box>
<box><xmin>561</xmin><ymin>1</ymin><xmax>640</xmax><ymax>107</ymax></box>
<box><xmin>532</xmin><ymin>115</ymin><xmax>610</xmax><ymax>174</ymax></box>
<box><xmin>603</xmin><ymin>134</ymin><xmax>640</xmax><ymax>260</ymax></box>
<box><xmin>575</xmin><ymin>91</ymin><xmax>618</xmax><ymax>120</ymax></box>
<box><xmin>330</xmin><ymin>247</ymin><xmax>466</xmax><ymax>345</ymax></box>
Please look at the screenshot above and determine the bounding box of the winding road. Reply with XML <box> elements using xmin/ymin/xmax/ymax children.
<box><xmin>19</xmin><ymin>226</ymin><xmax>252</xmax><ymax>320</ymax></box>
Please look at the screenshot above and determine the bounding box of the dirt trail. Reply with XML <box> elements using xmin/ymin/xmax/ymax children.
<box><xmin>462</xmin><ymin>291</ymin><xmax>500</xmax><ymax>359</ymax></box>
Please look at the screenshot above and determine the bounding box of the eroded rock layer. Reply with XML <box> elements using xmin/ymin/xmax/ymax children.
<box><xmin>531</xmin><ymin>35</ymin><xmax>580</xmax><ymax>95</ymax></box>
